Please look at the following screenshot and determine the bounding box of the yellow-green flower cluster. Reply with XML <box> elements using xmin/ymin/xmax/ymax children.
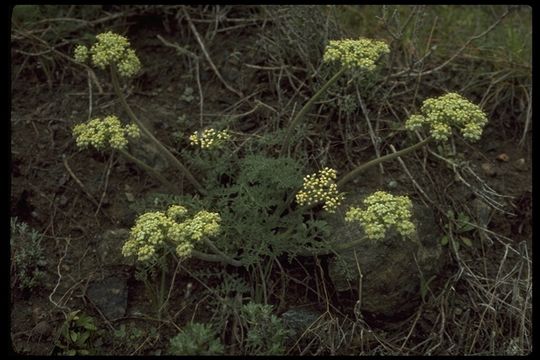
<box><xmin>345</xmin><ymin>191</ymin><xmax>415</xmax><ymax>240</ymax></box>
<box><xmin>323</xmin><ymin>38</ymin><xmax>390</xmax><ymax>71</ymax></box>
<box><xmin>73</xmin><ymin>44</ymin><xmax>89</xmax><ymax>63</ymax></box>
<box><xmin>189</xmin><ymin>128</ymin><xmax>230</xmax><ymax>149</ymax></box>
<box><xmin>122</xmin><ymin>205</ymin><xmax>221</xmax><ymax>262</ymax></box>
<box><xmin>405</xmin><ymin>92</ymin><xmax>488</xmax><ymax>142</ymax></box>
<box><xmin>73</xmin><ymin>31</ymin><xmax>141</xmax><ymax>77</ymax></box>
<box><xmin>296</xmin><ymin>167</ymin><xmax>345</xmax><ymax>213</ymax></box>
<box><xmin>122</xmin><ymin>211</ymin><xmax>175</xmax><ymax>262</ymax></box>
<box><xmin>72</xmin><ymin>115</ymin><xmax>140</xmax><ymax>151</ymax></box>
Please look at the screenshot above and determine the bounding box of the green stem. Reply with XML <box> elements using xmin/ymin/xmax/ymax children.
<box><xmin>117</xmin><ymin>149</ymin><xmax>178</xmax><ymax>193</ymax></box>
<box><xmin>281</xmin><ymin>66</ymin><xmax>347</xmax><ymax>155</ymax></box>
<box><xmin>158</xmin><ymin>263</ymin><xmax>166</xmax><ymax>319</ymax></box>
<box><xmin>110</xmin><ymin>66</ymin><xmax>206</xmax><ymax>195</ymax></box>
<box><xmin>191</xmin><ymin>249</ymin><xmax>242</xmax><ymax>267</ymax></box>
<box><xmin>337</xmin><ymin>136</ymin><xmax>432</xmax><ymax>188</ymax></box>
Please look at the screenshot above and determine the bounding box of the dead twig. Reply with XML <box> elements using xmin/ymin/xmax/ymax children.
<box><xmin>182</xmin><ymin>7</ymin><xmax>244</xmax><ymax>98</ymax></box>
<box><xmin>62</xmin><ymin>154</ymin><xmax>100</xmax><ymax>208</ymax></box>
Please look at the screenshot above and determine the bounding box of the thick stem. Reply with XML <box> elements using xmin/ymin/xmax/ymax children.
<box><xmin>337</xmin><ymin>136</ymin><xmax>432</xmax><ymax>188</ymax></box>
<box><xmin>117</xmin><ymin>149</ymin><xmax>178</xmax><ymax>193</ymax></box>
<box><xmin>281</xmin><ymin>67</ymin><xmax>347</xmax><ymax>155</ymax></box>
<box><xmin>110</xmin><ymin>66</ymin><xmax>206</xmax><ymax>195</ymax></box>
<box><xmin>191</xmin><ymin>249</ymin><xmax>242</xmax><ymax>267</ymax></box>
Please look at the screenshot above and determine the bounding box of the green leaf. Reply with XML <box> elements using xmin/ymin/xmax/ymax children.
<box><xmin>65</xmin><ymin>349</ymin><xmax>77</xmax><ymax>356</ymax></box>
<box><xmin>440</xmin><ymin>236</ymin><xmax>449</xmax><ymax>246</ymax></box>
<box><xmin>76</xmin><ymin>331</ymin><xmax>90</xmax><ymax>346</ymax></box>
<box><xmin>461</xmin><ymin>236</ymin><xmax>473</xmax><ymax>247</ymax></box>
<box><xmin>458</xmin><ymin>223</ymin><xmax>475</xmax><ymax>233</ymax></box>
<box><xmin>71</xmin><ymin>330</ymin><xmax>80</xmax><ymax>343</ymax></box>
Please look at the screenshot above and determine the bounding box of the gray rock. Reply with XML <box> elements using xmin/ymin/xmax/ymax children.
<box><xmin>95</xmin><ymin>228</ymin><xmax>134</xmax><ymax>267</ymax></box>
<box><xmin>280</xmin><ymin>307</ymin><xmax>323</xmax><ymax>345</ymax></box>
<box><xmin>87</xmin><ymin>275</ymin><xmax>128</xmax><ymax>321</ymax></box>
<box><xmin>327</xmin><ymin>193</ymin><xmax>443</xmax><ymax>317</ymax></box>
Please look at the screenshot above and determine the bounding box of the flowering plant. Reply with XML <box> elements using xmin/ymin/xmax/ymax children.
<box><xmin>345</xmin><ymin>191</ymin><xmax>415</xmax><ymax>240</ymax></box>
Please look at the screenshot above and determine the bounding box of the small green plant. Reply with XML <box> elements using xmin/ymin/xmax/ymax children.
<box><xmin>240</xmin><ymin>302</ymin><xmax>289</xmax><ymax>355</ymax></box>
<box><xmin>55</xmin><ymin>310</ymin><xmax>98</xmax><ymax>356</ymax></box>
<box><xmin>168</xmin><ymin>322</ymin><xmax>224</xmax><ymax>355</ymax></box>
<box><xmin>10</xmin><ymin>217</ymin><xmax>47</xmax><ymax>292</ymax></box>
<box><xmin>440</xmin><ymin>209</ymin><xmax>476</xmax><ymax>249</ymax></box>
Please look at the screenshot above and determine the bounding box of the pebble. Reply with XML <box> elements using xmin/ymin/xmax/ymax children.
<box><xmin>513</xmin><ymin>158</ymin><xmax>527</xmax><ymax>172</ymax></box>
<box><xmin>387</xmin><ymin>180</ymin><xmax>398</xmax><ymax>189</ymax></box>
<box><xmin>481</xmin><ymin>163</ymin><xmax>496</xmax><ymax>177</ymax></box>
<box><xmin>496</xmin><ymin>153</ymin><xmax>509</xmax><ymax>162</ymax></box>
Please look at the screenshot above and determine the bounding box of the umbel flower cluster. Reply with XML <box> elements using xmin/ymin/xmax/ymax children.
<box><xmin>323</xmin><ymin>38</ymin><xmax>390</xmax><ymax>71</ymax></box>
<box><xmin>72</xmin><ymin>115</ymin><xmax>140</xmax><ymax>150</ymax></box>
<box><xmin>189</xmin><ymin>128</ymin><xmax>230</xmax><ymax>149</ymax></box>
<box><xmin>405</xmin><ymin>92</ymin><xmax>488</xmax><ymax>142</ymax></box>
<box><xmin>345</xmin><ymin>191</ymin><xmax>415</xmax><ymax>240</ymax></box>
<box><xmin>73</xmin><ymin>31</ymin><xmax>141</xmax><ymax>77</ymax></box>
<box><xmin>296</xmin><ymin>167</ymin><xmax>345</xmax><ymax>213</ymax></box>
<box><xmin>122</xmin><ymin>204</ymin><xmax>221</xmax><ymax>262</ymax></box>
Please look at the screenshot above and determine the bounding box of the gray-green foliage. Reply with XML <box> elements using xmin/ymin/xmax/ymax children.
<box><xmin>168</xmin><ymin>322</ymin><xmax>224</xmax><ymax>355</ymax></box>
<box><xmin>10</xmin><ymin>217</ymin><xmax>47</xmax><ymax>291</ymax></box>
<box><xmin>240</xmin><ymin>302</ymin><xmax>289</xmax><ymax>355</ymax></box>
<box><xmin>202</xmin><ymin>154</ymin><xmax>331</xmax><ymax>264</ymax></box>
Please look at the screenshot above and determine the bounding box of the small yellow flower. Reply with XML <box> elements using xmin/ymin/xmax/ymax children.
<box><xmin>72</xmin><ymin>115</ymin><xmax>140</xmax><ymax>151</ymax></box>
<box><xmin>73</xmin><ymin>45</ymin><xmax>89</xmax><ymax>63</ymax></box>
<box><xmin>189</xmin><ymin>128</ymin><xmax>230</xmax><ymax>150</ymax></box>
<box><xmin>345</xmin><ymin>191</ymin><xmax>415</xmax><ymax>240</ymax></box>
<box><xmin>123</xmin><ymin>204</ymin><xmax>222</xmax><ymax>262</ymax></box>
<box><xmin>296</xmin><ymin>167</ymin><xmax>344</xmax><ymax>213</ymax></box>
<box><xmin>75</xmin><ymin>31</ymin><xmax>142</xmax><ymax>77</ymax></box>
<box><xmin>323</xmin><ymin>38</ymin><xmax>390</xmax><ymax>71</ymax></box>
<box><xmin>405</xmin><ymin>92</ymin><xmax>488</xmax><ymax>142</ymax></box>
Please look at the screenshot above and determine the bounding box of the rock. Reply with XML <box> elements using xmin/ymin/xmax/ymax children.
<box><xmin>280</xmin><ymin>307</ymin><xmax>323</xmax><ymax>346</ymax></box>
<box><xmin>326</xmin><ymin>193</ymin><xmax>443</xmax><ymax>317</ymax></box>
<box><xmin>95</xmin><ymin>228</ymin><xmax>133</xmax><ymax>267</ymax></box>
<box><xmin>87</xmin><ymin>275</ymin><xmax>128</xmax><ymax>321</ymax></box>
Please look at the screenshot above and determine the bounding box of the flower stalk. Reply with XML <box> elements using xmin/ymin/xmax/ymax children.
<box><xmin>110</xmin><ymin>65</ymin><xmax>206</xmax><ymax>195</ymax></box>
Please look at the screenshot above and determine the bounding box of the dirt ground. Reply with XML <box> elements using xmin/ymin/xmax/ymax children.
<box><xmin>10</xmin><ymin>5</ymin><xmax>532</xmax><ymax>355</ymax></box>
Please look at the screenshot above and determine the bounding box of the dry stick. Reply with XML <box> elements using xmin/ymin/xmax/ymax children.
<box><xmin>48</xmin><ymin>238</ymin><xmax>71</xmax><ymax>312</ymax></box>
<box><xmin>13</xmin><ymin>28</ymin><xmax>103</xmax><ymax>93</ymax></box>
<box><xmin>157</xmin><ymin>259</ymin><xmax>182</xmax><ymax>315</ymax></box>
<box><xmin>117</xmin><ymin>149</ymin><xmax>177</xmax><ymax>193</ymax></box>
<box><xmin>95</xmin><ymin>153</ymin><xmax>114</xmax><ymax>216</ymax></box>
<box><xmin>109</xmin><ymin>66</ymin><xmax>206</xmax><ymax>195</ymax></box>
<box><xmin>356</xmin><ymin>88</ymin><xmax>384</xmax><ymax>175</ymax></box>
<box><xmin>519</xmin><ymin>86</ymin><xmax>532</xmax><ymax>147</ymax></box>
<box><xmin>155</xmin><ymin>34</ymin><xmax>204</xmax><ymax>127</ymax></box>
<box><xmin>62</xmin><ymin>154</ymin><xmax>100</xmax><ymax>208</ymax></box>
<box><xmin>389</xmin><ymin>144</ymin><xmax>433</xmax><ymax>205</ymax></box>
<box><xmin>390</xmin><ymin>7</ymin><xmax>512</xmax><ymax>78</ymax></box>
<box><xmin>182</xmin><ymin>7</ymin><xmax>244</xmax><ymax>98</ymax></box>
<box><xmin>337</xmin><ymin>135</ymin><xmax>432</xmax><ymax>188</ymax></box>
<box><xmin>281</xmin><ymin>67</ymin><xmax>347</xmax><ymax>156</ymax></box>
